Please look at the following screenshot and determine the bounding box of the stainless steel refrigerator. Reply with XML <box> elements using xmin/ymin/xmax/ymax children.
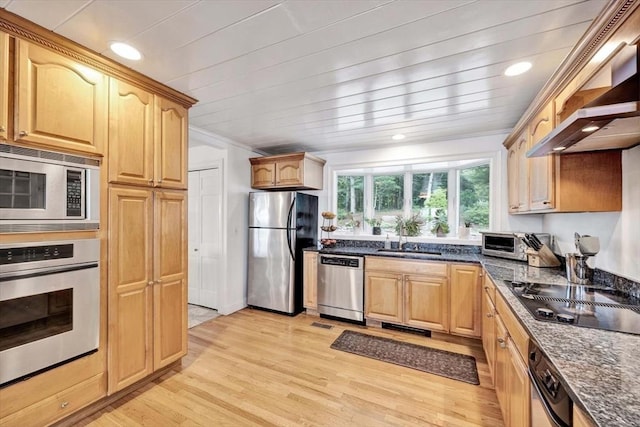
<box><xmin>247</xmin><ymin>191</ymin><xmax>318</xmax><ymax>314</ymax></box>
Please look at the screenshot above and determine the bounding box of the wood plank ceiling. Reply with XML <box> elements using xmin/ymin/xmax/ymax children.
<box><xmin>1</xmin><ymin>0</ymin><xmax>607</xmax><ymax>154</ymax></box>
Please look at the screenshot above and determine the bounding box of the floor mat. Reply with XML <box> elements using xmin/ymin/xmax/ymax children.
<box><xmin>330</xmin><ymin>330</ymin><xmax>479</xmax><ymax>385</ymax></box>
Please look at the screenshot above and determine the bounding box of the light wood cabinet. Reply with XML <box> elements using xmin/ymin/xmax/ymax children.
<box><xmin>108</xmin><ymin>186</ymin><xmax>187</xmax><ymax>393</ymax></box>
<box><xmin>528</xmin><ymin>102</ymin><xmax>555</xmax><ymax>211</ymax></box>
<box><xmin>365</xmin><ymin>271</ymin><xmax>404</xmax><ymax>323</ymax></box>
<box><xmin>0</xmin><ymin>32</ymin><xmax>8</xmax><ymax>142</ymax></box>
<box><xmin>573</xmin><ymin>405</ymin><xmax>596</xmax><ymax>427</ymax></box>
<box><xmin>507</xmin><ymin>132</ymin><xmax>530</xmax><ymax>213</ymax></box>
<box><xmin>449</xmin><ymin>264</ymin><xmax>481</xmax><ymax>337</ymax></box>
<box><xmin>109</xmin><ymin>84</ymin><xmax>187</xmax><ymax>189</ymax></box>
<box><xmin>108</xmin><ymin>79</ymin><xmax>154</xmax><ymax>186</ymax></box>
<box><xmin>494</xmin><ymin>314</ymin><xmax>509</xmax><ymax>421</ymax></box>
<box><xmin>506</xmin><ymin>340</ymin><xmax>530</xmax><ymax>427</ymax></box>
<box><xmin>481</xmin><ymin>286</ymin><xmax>496</xmax><ymax>381</ymax></box>
<box><xmin>404</xmin><ymin>274</ymin><xmax>448</xmax><ymax>331</ymax></box>
<box><xmin>303</xmin><ymin>251</ymin><xmax>318</xmax><ymax>311</ymax></box>
<box><xmin>507</xmin><ymin>144</ymin><xmax>519</xmax><ymax>213</ymax></box>
<box><xmin>249</xmin><ymin>152</ymin><xmax>325</xmax><ymax>190</ymax></box>
<box><xmin>15</xmin><ymin>40</ymin><xmax>107</xmax><ymax>155</ymax></box>
<box><xmin>365</xmin><ymin>257</ymin><xmax>450</xmax><ymax>330</ymax></box>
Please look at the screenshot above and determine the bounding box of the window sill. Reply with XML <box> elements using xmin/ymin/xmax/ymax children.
<box><xmin>331</xmin><ymin>233</ymin><xmax>482</xmax><ymax>246</ymax></box>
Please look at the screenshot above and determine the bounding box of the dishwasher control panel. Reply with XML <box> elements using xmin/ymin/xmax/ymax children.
<box><xmin>320</xmin><ymin>256</ymin><xmax>361</xmax><ymax>268</ymax></box>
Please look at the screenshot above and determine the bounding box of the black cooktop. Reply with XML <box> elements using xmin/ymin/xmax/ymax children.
<box><xmin>504</xmin><ymin>280</ymin><xmax>640</xmax><ymax>335</ymax></box>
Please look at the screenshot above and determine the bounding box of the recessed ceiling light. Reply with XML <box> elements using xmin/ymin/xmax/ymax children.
<box><xmin>392</xmin><ymin>134</ymin><xmax>405</xmax><ymax>141</ymax></box>
<box><xmin>553</xmin><ymin>146</ymin><xmax>566</xmax><ymax>151</ymax></box>
<box><xmin>582</xmin><ymin>125</ymin><xmax>600</xmax><ymax>133</ymax></box>
<box><xmin>504</xmin><ymin>62</ymin><xmax>532</xmax><ymax>77</ymax></box>
<box><xmin>110</xmin><ymin>42</ymin><xmax>142</xmax><ymax>60</ymax></box>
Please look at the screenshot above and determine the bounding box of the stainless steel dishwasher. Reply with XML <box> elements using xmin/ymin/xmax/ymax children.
<box><xmin>317</xmin><ymin>254</ymin><xmax>364</xmax><ymax>322</ymax></box>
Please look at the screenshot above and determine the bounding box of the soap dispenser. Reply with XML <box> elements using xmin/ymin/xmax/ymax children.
<box><xmin>384</xmin><ymin>234</ymin><xmax>391</xmax><ymax>249</ymax></box>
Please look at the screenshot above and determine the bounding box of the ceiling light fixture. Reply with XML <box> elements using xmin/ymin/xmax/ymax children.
<box><xmin>392</xmin><ymin>134</ymin><xmax>405</xmax><ymax>141</ymax></box>
<box><xmin>553</xmin><ymin>146</ymin><xmax>566</xmax><ymax>151</ymax></box>
<box><xmin>582</xmin><ymin>125</ymin><xmax>600</xmax><ymax>132</ymax></box>
<box><xmin>504</xmin><ymin>62</ymin><xmax>532</xmax><ymax>77</ymax></box>
<box><xmin>110</xmin><ymin>42</ymin><xmax>142</xmax><ymax>60</ymax></box>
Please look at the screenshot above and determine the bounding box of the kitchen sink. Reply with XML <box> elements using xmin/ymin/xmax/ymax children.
<box><xmin>376</xmin><ymin>248</ymin><xmax>442</xmax><ymax>257</ymax></box>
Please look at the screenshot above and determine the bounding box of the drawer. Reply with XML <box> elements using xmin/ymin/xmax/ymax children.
<box><xmin>365</xmin><ymin>256</ymin><xmax>448</xmax><ymax>277</ymax></box>
<box><xmin>496</xmin><ymin>292</ymin><xmax>529</xmax><ymax>362</ymax></box>
<box><xmin>483</xmin><ymin>274</ymin><xmax>496</xmax><ymax>303</ymax></box>
<box><xmin>0</xmin><ymin>373</ymin><xmax>105</xmax><ymax>427</ymax></box>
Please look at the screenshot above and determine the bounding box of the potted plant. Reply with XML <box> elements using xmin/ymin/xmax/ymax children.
<box><xmin>395</xmin><ymin>214</ymin><xmax>424</xmax><ymax>237</ymax></box>
<box><xmin>458</xmin><ymin>219</ymin><xmax>471</xmax><ymax>238</ymax></box>
<box><xmin>366</xmin><ymin>217</ymin><xmax>382</xmax><ymax>235</ymax></box>
<box><xmin>431</xmin><ymin>209</ymin><xmax>450</xmax><ymax>237</ymax></box>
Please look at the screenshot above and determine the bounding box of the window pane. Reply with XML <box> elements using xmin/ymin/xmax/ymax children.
<box><xmin>416</xmin><ymin>172</ymin><xmax>448</xmax><ymax>236</ymax></box>
<box><xmin>459</xmin><ymin>164</ymin><xmax>490</xmax><ymax>233</ymax></box>
<box><xmin>336</xmin><ymin>175</ymin><xmax>364</xmax><ymax>231</ymax></box>
<box><xmin>373</xmin><ymin>175</ymin><xmax>403</xmax><ymax>233</ymax></box>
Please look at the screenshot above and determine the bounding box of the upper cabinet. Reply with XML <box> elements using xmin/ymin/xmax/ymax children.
<box><xmin>15</xmin><ymin>40</ymin><xmax>108</xmax><ymax>155</ymax></box>
<box><xmin>109</xmin><ymin>81</ymin><xmax>187</xmax><ymax>189</ymax></box>
<box><xmin>249</xmin><ymin>152</ymin><xmax>325</xmax><ymax>190</ymax></box>
<box><xmin>528</xmin><ymin>103</ymin><xmax>555</xmax><ymax>211</ymax></box>
<box><xmin>0</xmin><ymin>32</ymin><xmax>8</xmax><ymax>142</ymax></box>
<box><xmin>507</xmin><ymin>131</ymin><xmax>530</xmax><ymax>213</ymax></box>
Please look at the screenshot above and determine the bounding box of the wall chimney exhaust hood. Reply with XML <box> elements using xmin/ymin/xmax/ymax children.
<box><xmin>527</xmin><ymin>44</ymin><xmax>640</xmax><ymax>157</ymax></box>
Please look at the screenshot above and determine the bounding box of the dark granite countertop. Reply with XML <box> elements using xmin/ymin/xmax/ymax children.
<box><xmin>304</xmin><ymin>246</ymin><xmax>640</xmax><ymax>427</ymax></box>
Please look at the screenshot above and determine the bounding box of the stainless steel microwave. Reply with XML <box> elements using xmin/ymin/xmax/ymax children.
<box><xmin>0</xmin><ymin>145</ymin><xmax>100</xmax><ymax>232</ymax></box>
<box><xmin>481</xmin><ymin>231</ymin><xmax>551</xmax><ymax>261</ymax></box>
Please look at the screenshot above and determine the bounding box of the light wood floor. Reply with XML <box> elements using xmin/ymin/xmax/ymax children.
<box><xmin>75</xmin><ymin>309</ymin><xmax>504</xmax><ymax>426</ymax></box>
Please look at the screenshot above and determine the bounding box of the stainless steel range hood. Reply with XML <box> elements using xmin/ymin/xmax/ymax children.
<box><xmin>527</xmin><ymin>44</ymin><xmax>640</xmax><ymax>157</ymax></box>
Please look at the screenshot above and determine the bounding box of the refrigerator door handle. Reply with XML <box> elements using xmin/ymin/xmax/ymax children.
<box><xmin>286</xmin><ymin>198</ymin><xmax>295</xmax><ymax>260</ymax></box>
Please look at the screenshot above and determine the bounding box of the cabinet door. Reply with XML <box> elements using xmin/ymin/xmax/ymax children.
<box><xmin>275</xmin><ymin>160</ymin><xmax>303</xmax><ymax>187</ymax></box>
<box><xmin>573</xmin><ymin>405</ymin><xmax>595</xmax><ymax>427</ymax></box>
<box><xmin>529</xmin><ymin>103</ymin><xmax>555</xmax><ymax>210</ymax></box>
<box><xmin>303</xmin><ymin>251</ymin><xmax>318</xmax><ymax>310</ymax></box>
<box><xmin>516</xmin><ymin>135</ymin><xmax>529</xmax><ymax>211</ymax></box>
<box><xmin>507</xmin><ymin>144</ymin><xmax>519</xmax><ymax>213</ymax></box>
<box><xmin>449</xmin><ymin>264</ymin><xmax>481</xmax><ymax>337</ymax></box>
<box><xmin>154</xmin><ymin>190</ymin><xmax>188</xmax><ymax>370</ymax></box>
<box><xmin>365</xmin><ymin>271</ymin><xmax>403</xmax><ymax>323</ymax></box>
<box><xmin>16</xmin><ymin>40</ymin><xmax>107</xmax><ymax>155</ymax></box>
<box><xmin>155</xmin><ymin>96</ymin><xmax>187</xmax><ymax>189</ymax></box>
<box><xmin>507</xmin><ymin>340</ymin><xmax>530</xmax><ymax>427</ymax></box>
<box><xmin>481</xmin><ymin>289</ymin><xmax>496</xmax><ymax>381</ymax></box>
<box><xmin>251</xmin><ymin>163</ymin><xmax>276</xmax><ymax>188</ymax></box>
<box><xmin>108</xmin><ymin>186</ymin><xmax>154</xmax><ymax>393</ymax></box>
<box><xmin>494</xmin><ymin>314</ymin><xmax>509</xmax><ymax>423</ymax></box>
<box><xmin>404</xmin><ymin>275</ymin><xmax>449</xmax><ymax>332</ymax></box>
<box><xmin>109</xmin><ymin>79</ymin><xmax>154</xmax><ymax>186</ymax></box>
<box><xmin>0</xmin><ymin>32</ymin><xmax>8</xmax><ymax>142</ymax></box>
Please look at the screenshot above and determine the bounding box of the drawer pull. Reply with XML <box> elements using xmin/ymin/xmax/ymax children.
<box><xmin>497</xmin><ymin>337</ymin><xmax>506</xmax><ymax>348</ymax></box>
<box><xmin>0</xmin><ymin>126</ymin><xmax>5</xmax><ymax>132</ymax></box>
<box><xmin>60</xmin><ymin>401</ymin><xmax>69</xmax><ymax>408</ymax></box>
<box><xmin>19</xmin><ymin>130</ymin><xmax>28</xmax><ymax>137</ymax></box>
<box><xmin>486</xmin><ymin>313</ymin><xmax>493</xmax><ymax>318</ymax></box>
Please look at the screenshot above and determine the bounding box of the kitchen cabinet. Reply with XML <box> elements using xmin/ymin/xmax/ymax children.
<box><xmin>481</xmin><ymin>283</ymin><xmax>496</xmax><ymax>381</ymax></box>
<box><xmin>108</xmin><ymin>186</ymin><xmax>187</xmax><ymax>393</ymax></box>
<box><xmin>507</xmin><ymin>132</ymin><xmax>529</xmax><ymax>213</ymax></box>
<box><xmin>109</xmin><ymin>85</ymin><xmax>187</xmax><ymax>189</ymax></box>
<box><xmin>528</xmin><ymin>102</ymin><xmax>555</xmax><ymax>211</ymax></box>
<box><xmin>249</xmin><ymin>152</ymin><xmax>325</xmax><ymax>190</ymax></box>
<box><xmin>0</xmin><ymin>31</ymin><xmax>8</xmax><ymax>142</ymax></box>
<box><xmin>573</xmin><ymin>405</ymin><xmax>595</xmax><ymax>427</ymax></box>
<box><xmin>449</xmin><ymin>264</ymin><xmax>482</xmax><ymax>338</ymax></box>
<box><xmin>15</xmin><ymin>39</ymin><xmax>107</xmax><ymax>155</ymax></box>
<box><xmin>494</xmin><ymin>313</ymin><xmax>509</xmax><ymax>420</ymax></box>
<box><xmin>303</xmin><ymin>251</ymin><xmax>318</xmax><ymax>312</ymax></box>
<box><xmin>365</xmin><ymin>257</ymin><xmax>449</xmax><ymax>331</ymax></box>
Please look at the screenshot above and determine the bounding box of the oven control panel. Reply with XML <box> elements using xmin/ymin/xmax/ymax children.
<box><xmin>0</xmin><ymin>244</ymin><xmax>74</xmax><ymax>264</ymax></box>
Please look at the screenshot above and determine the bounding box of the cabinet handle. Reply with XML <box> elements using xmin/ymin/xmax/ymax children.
<box><xmin>497</xmin><ymin>337</ymin><xmax>506</xmax><ymax>348</ymax></box>
<box><xmin>486</xmin><ymin>313</ymin><xmax>493</xmax><ymax>318</ymax></box>
<box><xmin>157</xmin><ymin>178</ymin><xmax>162</xmax><ymax>183</ymax></box>
<box><xmin>60</xmin><ymin>401</ymin><xmax>69</xmax><ymax>409</ymax></box>
<box><xmin>543</xmin><ymin>201</ymin><xmax>551</xmax><ymax>205</ymax></box>
<box><xmin>0</xmin><ymin>126</ymin><xmax>5</xmax><ymax>132</ymax></box>
<box><xmin>156</xmin><ymin>279</ymin><xmax>162</xmax><ymax>284</ymax></box>
<box><xmin>484</xmin><ymin>286</ymin><xmax>489</xmax><ymax>290</ymax></box>
<box><xmin>148</xmin><ymin>281</ymin><xmax>154</xmax><ymax>286</ymax></box>
<box><xmin>510</xmin><ymin>205</ymin><xmax>518</xmax><ymax>210</ymax></box>
<box><xmin>18</xmin><ymin>130</ymin><xmax>28</xmax><ymax>137</ymax></box>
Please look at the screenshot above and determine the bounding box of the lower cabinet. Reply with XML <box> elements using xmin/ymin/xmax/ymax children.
<box><xmin>108</xmin><ymin>186</ymin><xmax>187</xmax><ymax>393</ymax></box>
<box><xmin>484</xmin><ymin>275</ymin><xmax>531</xmax><ymax>427</ymax></box>
<box><xmin>574</xmin><ymin>405</ymin><xmax>596</xmax><ymax>427</ymax></box>
<box><xmin>365</xmin><ymin>257</ymin><xmax>450</xmax><ymax>331</ymax></box>
<box><xmin>303</xmin><ymin>251</ymin><xmax>318</xmax><ymax>311</ymax></box>
<box><xmin>449</xmin><ymin>264</ymin><xmax>482</xmax><ymax>337</ymax></box>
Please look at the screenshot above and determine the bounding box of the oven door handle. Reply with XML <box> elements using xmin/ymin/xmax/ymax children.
<box><xmin>0</xmin><ymin>263</ymin><xmax>98</xmax><ymax>282</ymax></box>
<box><xmin>529</xmin><ymin>369</ymin><xmax>569</xmax><ymax>427</ymax></box>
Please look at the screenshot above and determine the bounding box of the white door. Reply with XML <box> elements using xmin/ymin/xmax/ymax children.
<box><xmin>188</xmin><ymin>168</ymin><xmax>222</xmax><ymax>308</ymax></box>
